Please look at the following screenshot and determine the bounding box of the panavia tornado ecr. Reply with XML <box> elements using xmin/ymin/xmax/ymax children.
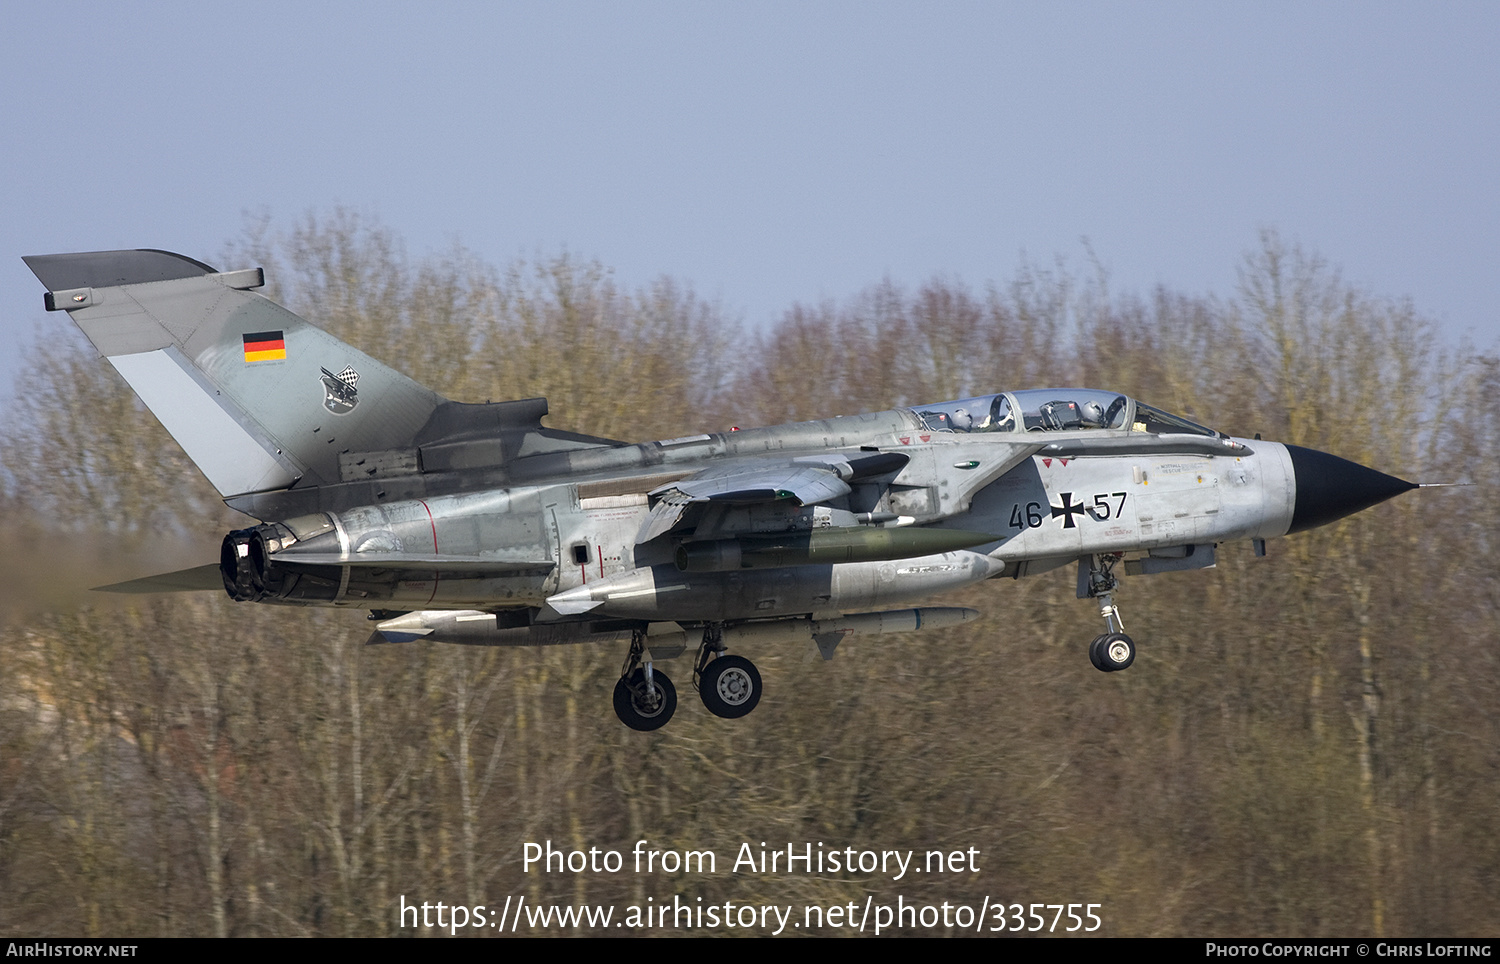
<box><xmin>25</xmin><ymin>250</ymin><xmax>1421</xmax><ymax>730</ymax></box>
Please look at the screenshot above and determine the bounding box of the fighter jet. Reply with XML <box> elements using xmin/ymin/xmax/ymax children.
<box><xmin>24</xmin><ymin>249</ymin><xmax>1420</xmax><ymax>730</ymax></box>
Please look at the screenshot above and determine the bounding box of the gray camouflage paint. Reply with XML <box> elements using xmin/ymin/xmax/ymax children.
<box><xmin>25</xmin><ymin>250</ymin><xmax>1402</xmax><ymax>654</ymax></box>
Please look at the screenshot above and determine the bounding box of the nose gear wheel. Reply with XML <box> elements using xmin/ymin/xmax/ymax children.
<box><xmin>1089</xmin><ymin>632</ymin><xmax>1135</xmax><ymax>672</ymax></box>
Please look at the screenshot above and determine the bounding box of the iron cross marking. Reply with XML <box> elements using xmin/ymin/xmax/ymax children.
<box><xmin>1051</xmin><ymin>492</ymin><xmax>1088</xmax><ymax>528</ymax></box>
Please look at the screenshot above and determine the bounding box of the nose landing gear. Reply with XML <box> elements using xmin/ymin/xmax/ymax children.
<box><xmin>1081</xmin><ymin>554</ymin><xmax>1135</xmax><ymax>673</ymax></box>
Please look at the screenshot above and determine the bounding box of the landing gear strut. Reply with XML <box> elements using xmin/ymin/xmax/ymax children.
<box><xmin>1081</xmin><ymin>553</ymin><xmax>1135</xmax><ymax>673</ymax></box>
<box><xmin>693</xmin><ymin>623</ymin><xmax>763</xmax><ymax>719</ymax></box>
<box><xmin>614</xmin><ymin>629</ymin><xmax>676</xmax><ymax>731</ymax></box>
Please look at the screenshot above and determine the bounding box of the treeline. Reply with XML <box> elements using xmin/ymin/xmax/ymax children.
<box><xmin>0</xmin><ymin>213</ymin><xmax>1494</xmax><ymax>936</ymax></box>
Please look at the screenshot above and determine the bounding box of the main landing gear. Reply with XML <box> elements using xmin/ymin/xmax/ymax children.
<box><xmin>614</xmin><ymin>631</ymin><xmax>677</xmax><ymax>731</ymax></box>
<box><xmin>693</xmin><ymin>623</ymin><xmax>762</xmax><ymax>719</ymax></box>
<box><xmin>612</xmin><ymin>623</ymin><xmax>764</xmax><ymax>731</ymax></box>
<box><xmin>1082</xmin><ymin>553</ymin><xmax>1135</xmax><ymax>673</ymax></box>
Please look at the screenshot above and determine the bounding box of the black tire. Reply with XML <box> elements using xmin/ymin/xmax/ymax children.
<box><xmin>613</xmin><ymin>669</ymin><xmax>677</xmax><ymax>731</ymax></box>
<box><xmin>1096</xmin><ymin>633</ymin><xmax>1135</xmax><ymax>672</ymax></box>
<box><xmin>699</xmin><ymin>655</ymin><xmax>762</xmax><ymax>719</ymax></box>
<box><xmin>1087</xmin><ymin>634</ymin><xmax>1110</xmax><ymax>672</ymax></box>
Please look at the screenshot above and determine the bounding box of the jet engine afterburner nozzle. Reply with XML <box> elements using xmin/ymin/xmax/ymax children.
<box><xmin>221</xmin><ymin>523</ymin><xmax>295</xmax><ymax>600</ymax></box>
<box><xmin>220</xmin><ymin>529</ymin><xmax>259</xmax><ymax>601</ymax></box>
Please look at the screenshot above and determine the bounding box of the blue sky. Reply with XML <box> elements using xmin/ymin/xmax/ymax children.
<box><xmin>3</xmin><ymin>1</ymin><xmax>1496</xmax><ymax>403</ymax></box>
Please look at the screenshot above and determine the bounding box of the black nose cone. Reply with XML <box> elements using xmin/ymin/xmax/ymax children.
<box><xmin>1286</xmin><ymin>444</ymin><xmax>1417</xmax><ymax>534</ymax></box>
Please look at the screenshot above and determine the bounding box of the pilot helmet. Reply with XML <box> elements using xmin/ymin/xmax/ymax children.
<box><xmin>1080</xmin><ymin>400</ymin><xmax>1105</xmax><ymax>428</ymax></box>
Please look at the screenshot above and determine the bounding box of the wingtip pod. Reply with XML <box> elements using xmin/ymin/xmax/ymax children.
<box><xmin>1284</xmin><ymin>444</ymin><xmax>1418</xmax><ymax>534</ymax></box>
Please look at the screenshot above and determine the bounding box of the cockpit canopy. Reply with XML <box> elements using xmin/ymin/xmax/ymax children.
<box><xmin>912</xmin><ymin>389</ymin><xmax>1222</xmax><ymax>438</ymax></box>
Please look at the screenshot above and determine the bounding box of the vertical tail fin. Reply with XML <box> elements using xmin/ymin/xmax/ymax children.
<box><xmin>24</xmin><ymin>249</ymin><xmax>445</xmax><ymax>499</ymax></box>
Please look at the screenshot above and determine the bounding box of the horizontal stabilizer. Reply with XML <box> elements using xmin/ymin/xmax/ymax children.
<box><xmin>95</xmin><ymin>563</ymin><xmax>224</xmax><ymax>594</ymax></box>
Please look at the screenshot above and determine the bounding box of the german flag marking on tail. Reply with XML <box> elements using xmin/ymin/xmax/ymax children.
<box><xmin>243</xmin><ymin>330</ymin><xmax>286</xmax><ymax>362</ymax></box>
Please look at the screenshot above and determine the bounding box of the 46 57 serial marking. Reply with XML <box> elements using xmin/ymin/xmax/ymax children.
<box><xmin>1010</xmin><ymin>492</ymin><xmax>1128</xmax><ymax>530</ymax></box>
